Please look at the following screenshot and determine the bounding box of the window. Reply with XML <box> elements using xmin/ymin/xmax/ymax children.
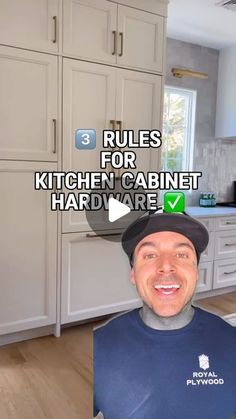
<box><xmin>161</xmin><ymin>86</ymin><xmax>196</xmax><ymax>172</ymax></box>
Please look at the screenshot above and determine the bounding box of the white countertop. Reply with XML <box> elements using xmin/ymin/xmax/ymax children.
<box><xmin>186</xmin><ymin>206</ymin><xmax>236</xmax><ymax>217</ymax></box>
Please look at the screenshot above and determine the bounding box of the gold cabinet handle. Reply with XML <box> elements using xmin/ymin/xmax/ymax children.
<box><xmin>110</xmin><ymin>119</ymin><xmax>116</xmax><ymax>130</ymax></box>
<box><xmin>225</xmin><ymin>243</ymin><xmax>236</xmax><ymax>246</ymax></box>
<box><xmin>86</xmin><ymin>232</ymin><xmax>122</xmax><ymax>238</ymax></box>
<box><xmin>52</xmin><ymin>119</ymin><xmax>57</xmax><ymax>153</ymax></box>
<box><xmin>52</xmin><ymin>16</ymin><xmax>57</xmax><ymax>43</ymax></box>
<box><xmin>226</xmin><ymin>221</ymin><xmax>236</xmax><ymax>225</ymax></box>
<box><xmin>119</xmin><ymin>32</ymin><xmax>123</xmax><ymax>56</ymax></box>
<box><xmin>116</xmin><ymin>120</ymin><xmax>122</xmax><ymax>131</ymax></box>
<box><xmin>224</xmin><ymin>270</ymin><xmax>236</xmax><ymax>275</ymax></box>
<box><xmin>112</xmin><ymin>30</ymin><xmax>117</xmax><ymax>55</ymax></box>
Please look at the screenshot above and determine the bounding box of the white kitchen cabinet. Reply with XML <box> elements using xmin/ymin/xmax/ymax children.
<box><xmin>0</xmin><ymin>0</ymin><xmax>59</xmax><ymax>53</ymax></box>
<box><xmin>63</xmin><ymin>0</ymin><xmax>165</xmax><ymax>73</ymax></box>
<box><xmin>62</xmin><ymin>58</ymin><xmax>163</xmax><ymax>233</ymax></box>
<box><xmin>63</xmin><ymin>0</ymin><xmax>117</xmax><ymax>64</ymax></box>
<box><xmin>117</xmin><ymin>5</ymin><xmax>164</xmax><ymax>73</ymax></box>
<box><xmin>0</xmin><ymin>46</ymin><xmax>58</xmax><ymax>161</ymax></box>
<box><xmin>213</xmin><ymin>258</ymin><xmax>236</xmax><ymax>289</ymax></box>
<box><xmin>196</xmin><ymin>262</ymin><xmax>213</xmax><ymax>293</ymax></box>
<box><xmin>0</xmin><ymin>161</ymin><xmax>57</xmax><ymax>335</ymax></box>
<box><xmin>61</xmin><ymin>232</ymin><xmax>140</xmax><ymax>324</ymax></box>
<box><xmin>214</xmin><ymin>230</ymin><xmax>236</xmax><ymax>260</ymax></box>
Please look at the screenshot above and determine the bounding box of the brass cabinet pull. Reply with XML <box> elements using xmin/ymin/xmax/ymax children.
<box><xmin>86</xmin><ymin>232</ymin><xmax>122</xmax><ymax>238</ymax></box>
<box><xmin>52</xmin><ymin>16</ymin><xmax>57</xmax><ymax>43</ymax></box>
<box><xmin>224</xmin><ymin>270</ymin><xmax>236</xmax><ymax>275</ymax></box>
<box><xmin>116</xmin><ymin>120</ymin><xmax>122</xmax><ymax>131</ymax></box>
<box><xmin>110</xmin><ymin>119</ymin><xmax>116</xmax><ymax>130</ymax></box>
<box><xmin>112</xmin><ymin>30</ymin><xmax>117</xmax><ymax>55</ymax></box>
<box><xmin>119</xmin><ymin>32</ymin><xmax>123</xmax><ymax>56</ymax></box>
<box><xmin>226</xmin><ymin>221</ymin><xmax>236</xmax><ymax>225</ymax></box>
<box><xmin>225</xmin><ymin>243</ymin><xmax>236</xmax><ymax>246</ymax></box>
<box><xmin>52</xmin><ymin>119</ymin><xmax>56</xmax><ymax>153</ymax></box>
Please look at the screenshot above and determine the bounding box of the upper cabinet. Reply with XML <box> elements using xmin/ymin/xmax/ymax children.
<box><xmin>0</xmin><ymin>0</ymin><xmax>59</xmax><ymax>53</ymax></box>
<box><xmin>0</xmin><ymin>46</ymin><xmax>58</xmax><ymax>161</ymax></box>
<box><xmin>215</xmin><ymin>47</ymin><xmax>236</xmax><ymax>139</ymax></box>
<box><xmin>63</xmin><ymin>0</ymin><xmax>165</xmax><ymax>73</ymax></box>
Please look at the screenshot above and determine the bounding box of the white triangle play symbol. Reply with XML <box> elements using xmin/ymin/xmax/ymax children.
<box><xmin>108</xmin><ymin>197</ymin><xmax>131</xmax><ymax>222</ymax></box>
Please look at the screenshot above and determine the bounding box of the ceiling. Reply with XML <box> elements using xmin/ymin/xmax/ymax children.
<box><xmin>167</xmin><ymin>0</ymin><xmax>236</xmax><ymax>50</ymax></box>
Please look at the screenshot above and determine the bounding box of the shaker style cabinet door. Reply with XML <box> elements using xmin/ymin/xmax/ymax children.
<box><xmin>63</xmin><ymin>0</ymin><xmax>117</xmax><ymax>64</ymax></box>
<box><xmin>0</xmin><ymin>0</ymin><xmax>59</xmax><ymax>52</ymax></box>
<box><xmin>61</xmin><ymin>232</ymin><xmax>140</xmax><ymax>324</ymax></box>
<box><xmin>117</xmin><ymin>5</ymin><xmax>164</xmax><ymax>73</ymax></box>
<box><xmin>0</xmin><ymin>161</ymin><xmax>57</xmax><ymax>335</ymax></box>
<box><xmin>62</xmin><ymin>58</ymin><xmax>116</xmax><ymax>232</ymax></box>
<box><xmin>0</xmin><ymin>46</ymin><xmax>58</xmax><ymax>161</ymax></box>
<box><xmin>116</xmin><ymin>68</ymin><xmax>163</xmax><ymax>176</ymax></box>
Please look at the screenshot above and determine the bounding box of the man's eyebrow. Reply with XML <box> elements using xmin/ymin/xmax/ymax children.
<box><xmin>136</xmin><ymin>241</ymin><xmax>195</xmax><ymax>254</ymax></box>
<box><xmin>136</xmin><ymin>241</ymin><xmax>157</xmax><ymax>253</ymax></box>
<box><xmin>174</xmin><ymin>242</ymin><xmax>195</xmax><ymax>252</ymax></box>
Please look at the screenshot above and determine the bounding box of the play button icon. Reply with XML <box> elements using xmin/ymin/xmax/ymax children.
<box><xmin>85</xmin><ymin>177</ymin><xmax>157</xmax><ymax>243</ymax></box>
<box><xmin>108</xmin><ymin>197</ymin><xmax>131</xmax><ymax>222</ymax></box>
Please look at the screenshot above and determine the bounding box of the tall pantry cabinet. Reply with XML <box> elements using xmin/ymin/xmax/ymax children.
<box><xmin>0</xmin><ymin>0</ymin><xmax>168</xmax><ymax>341</ymax></box>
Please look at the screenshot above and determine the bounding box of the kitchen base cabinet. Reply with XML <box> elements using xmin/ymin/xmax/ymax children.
<box><xmin>196</xmin><ymin>262</ymin><xmax>213</xmax><ymax>293</ymax></box>
<box><xmin>0</xmin><ymin>161</ymin><xmax>57</xmax><ymax>335</ymax></box>
<box><xmin>61</xmin><ymin>232</ymin><xmax>140</xmax><ymax>324</ymax></box>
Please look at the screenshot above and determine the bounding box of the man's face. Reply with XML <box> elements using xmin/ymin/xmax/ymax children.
<box><xmin>130</xmin><ymin>231</ymin><xmax>198</xmax><ymax>317</ymax></box>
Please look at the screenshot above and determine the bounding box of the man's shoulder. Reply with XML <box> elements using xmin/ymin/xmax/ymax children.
<box><xmin>195</xmin><ymin>306</ymin><xmax>236</xmax><ymax>334</ymax></box>
<box><xmin>94</xmin><ymin>309</ymin><xmax>137</xmax><ymax>340</ymax></box>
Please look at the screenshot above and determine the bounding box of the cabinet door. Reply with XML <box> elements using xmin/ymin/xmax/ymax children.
<box><xmin>61</xmin><ymin>233</ymin><xmax>140</xmax><ymax>323</ymax></box>
<box><xmin>117</xmin><ymin>5</ymin><xmax>164</xmax><ymax>73</ymax></box>
<box><xmin>63</xmin><ymin>0</ymin><xmax>117</xmax><ymax>64</ymax></box>
<box><xmin>213</xmin><ymin>258</ymin><xmax>236</xmax><ymax>289</ymax></box>
<box><xmin>0</xmin><ymin>0</ymin><xmax>59</xmax><ymax>52</ymax></box>
<box><xmin>62</xmin><ymin>59</ymin><xmax>116</xmax><ymax>232</ymax></box>
<box><xmin>0</xmin><ymin>46</ymin><xmax>58</xmax><ymax>161</ymax></box>
<box><xmin>196</xmin><ymin>262</ymin><xmax>213</xmax><ymax>293</ymax></box>
<box><xmin>0</xmin><ymin>161</ymin><xmax>57</xmax><ymax>335</ymax></box>
<box><xmin>116</xmin><ymin>68</ymin><xmax>163</xmax><ymax>175</ymax></box>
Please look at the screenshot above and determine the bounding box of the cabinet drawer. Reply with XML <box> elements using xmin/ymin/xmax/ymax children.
<box><xmin>196</xmin><ymin>217</ymin><xmax>214</xmax><ymax>232</ymax></box>
<box><xmin>196</xmin><ymin>262</ymin><xmax>213</xmax><ymax>293</ymax></box>
<box><xmin>61</xmin><ymin>232</ymin><xmax>140</xmax><ymax>323</ymax></box>
<box><xmin>214</xmin><ymin>230</ymin><xmax>236</xmax><ymax>259</ymax></box>
<box><xmin>215</xmin><ymin>216</ymin><xmax>236</xmax><ymax>230</ymax></box>
<box><xmin>199</xmin><ymin>232</ymin><xmax>214</xmax><ymax>262</ymax></box>
<box><xmin>213</xmin><ymin>258</ymin><xmax>236</xmax><ymax>289</ymax></box>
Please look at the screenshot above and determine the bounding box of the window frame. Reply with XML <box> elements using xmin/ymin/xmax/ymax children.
<box><xmin>162</xmin><ymin>85</ymin><xmax>197</xmax><ymax>173</ymax></box>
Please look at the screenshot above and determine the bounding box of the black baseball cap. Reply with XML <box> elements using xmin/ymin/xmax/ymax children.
<box><xmin>121</xmin><ymin>210</ymin><xmax>209</xmax><ymax>264</ymax></box>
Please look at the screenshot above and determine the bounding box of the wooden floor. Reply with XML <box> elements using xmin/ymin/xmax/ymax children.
<box><xmin>194</xmin><ymin>291</ymin><xmax>236</xmax><ymax>316</ymax></box>
<box><xmin>0</xmin><ymin>323</ymin><xmax>93</xmax><ymax>419</ymax></box>
<box><xmin>0</xmin><ymin>292</ymin><xmax>235</xmax><ymax>419</ymax></box>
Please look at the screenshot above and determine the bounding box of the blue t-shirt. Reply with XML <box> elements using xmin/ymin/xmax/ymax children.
<box><xmin>94</xmin><ymin>307</ymin><xmax>236</xmax><ymax>419</ymax></box>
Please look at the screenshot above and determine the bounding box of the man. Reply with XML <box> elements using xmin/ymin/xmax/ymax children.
<box><xmin>94</xmin><ymin>211</ymin><xmax>236</xmax><ymax>419</ymax></box>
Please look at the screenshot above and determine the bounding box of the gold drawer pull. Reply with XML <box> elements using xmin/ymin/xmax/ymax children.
<box><xmin>86</xmin><ymin>232</ymin><xmax>122</xmax><ymax>238</ymax></box>
<box><xmin>226</xmin><ymin>221</ymin><xmax>236</xmax><ymax>225</ymax></box>
<box><xmin>53</xmin><ymin>16</ymin><xmax>57</xmax><ymax>43</ymax></box>
<box><xmin>112</xmin><ymin>31</ymin><xmax>117</xmax><ymax>55</ymax></box>
<box><xmin>225</xmin><ymin>243</ymin><xmax>236</xmax><ymax>246</ymax></box>
<box><xmin>119</xmin><ymin>32</ymin><xmax>123</xmax><ymax>56</ymax></box>
<box><xmin>224</xmin><ymin>270</ymin><xmax>236</xmax><ymax>275</ymax></box>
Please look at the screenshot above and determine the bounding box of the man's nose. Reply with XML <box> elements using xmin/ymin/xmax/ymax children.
<box><xmin>156</xmin><ymin>254</ymin><xmax>176</xmax><ymax>273</ymax></box>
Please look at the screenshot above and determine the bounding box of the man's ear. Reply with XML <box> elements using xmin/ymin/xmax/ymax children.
<box><xmin>130</xmin><ymin>267</ymin><xmax>136</xmax><ymax>285</ymax></box>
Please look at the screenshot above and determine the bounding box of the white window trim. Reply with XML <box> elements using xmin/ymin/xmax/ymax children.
<box><xmin>163</xmin><ymin>85</ymin><xmax>197</xmax><ymax>173</ymax></box>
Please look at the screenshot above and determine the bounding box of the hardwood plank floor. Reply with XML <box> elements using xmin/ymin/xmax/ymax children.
<box><xmin>0</xmin><ymin>323</ymin><xmax>93</xmax><ymax>419</ymax></box>
<box><xmin>194</xmin><ymin>291</ymin><xmax>236</xmax><ymax>316</ymax></box>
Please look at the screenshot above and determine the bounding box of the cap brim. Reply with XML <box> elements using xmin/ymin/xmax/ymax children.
<box><xmin>121</xmin><ymin>213</ymin><xmax>209</xmax><ymax>263</ymax></box>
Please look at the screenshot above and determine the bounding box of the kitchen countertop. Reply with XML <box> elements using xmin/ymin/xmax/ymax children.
<box><xmin>186</xmin><ymin>206</ymin><xmax>236</xmax><ymax>217</ymax></box>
